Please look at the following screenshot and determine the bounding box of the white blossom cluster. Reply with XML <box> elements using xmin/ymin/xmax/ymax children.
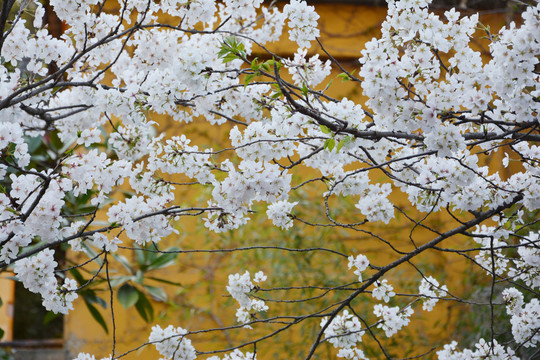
<box><xmin>502</xmin><ymin>288</ymin><xmax>540</xmax><ymax>348</ymax></box>
<box><xmin>284</xmin><ymin>49</ymin><xmax>332</xmax><ymax>87</ymax></box>
<box><xmin>472</xmin><ymin>225</ymin><xmax>511</xmax><ymax>277</ymax></box>
<box><xmin>14</xmin><ymin>249</ymin><xmax>78</xmax><ymax>314</ymax></box>
<box><xmin>372</xmin><ymin>279</ymin><xmax>396</xmax><ymax>303</ymax></box>
<box><xmin>283</xmin><ymin>0</ymin><xmax>320</xmax><ymax>49</ymax></box>
<box><xmin>418</xmin><ymin>276</ymin><xmax>448</xmax><ymax>312</ymax></box>
<box><xmin>509</xmin><ymin>232</ymin><xmax>540</xmax><ymax>289</ymax></box>
<box><xmin>207</xmin><ymin>349</ymin><xmax>257</xmax><ymax>360</ymax></box>
<box><xmin>148</xmin><ymin>135</ymin><xmax>216</xmax><ymax>185</ymax></box>
<box><xmin>337</xmin><ymin>347</ymin><xmax>369</xmax><ymax>360</ymax></box>
<box><xmin>266</xmin><ymin>200</ymin><xmax>298</xmax><ymax>229</ymax></box>
<box><xmin>226</xmin><ymin>271</ymin><xmax>268</xmax><ymax>326</ymax></box>
<box><xmin>72</xmin><ymin>353</ymin><xmax>111</xmax><ymax>360</ymax></box>
<box><xmin>320</xmin><ymin>310</ymin><xmax>364</xmax><ymax>349</ymax></box>
<box><xmin>373</xmin><ymin>304</ymin><xmax>414</xmax><ymax>337</ymax></box>
<box><xmin>347</xmin><ymin>254</ymin><xmax>370</xmax><ymax>282</ymax></box>
<box><xmin>148</xmin><ymin>325</ymin><xmax>197</xmax><ymax>360</ymax></box>
<box><xmin>1</xmin><ymin>173</ymin><xmax>70</xmax><ymax>263</ymax></box>
<box><xmin>437</xmin><ymin>339</ymin><xmax>519</xmax><ymax>360</ymax></box>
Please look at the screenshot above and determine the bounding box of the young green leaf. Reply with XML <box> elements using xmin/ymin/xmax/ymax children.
<box><xmin>336</xmin><ymin>135</ymin><xmax>353</xmax><ymax>152</ymax></box>
<box><xmin>324</xmin><ymin>138</ymin><xmax>336</xmax><ymax>151</ymax></box>
<box><xmin>337</xmin><ymin>72</ymin><xmax>351</xmax><ymax>82</ymax></box>
<box><xmin>320</xmin><ymin>125</ymin><xmax>331</xmax><ymax>134</ymax></box>
<box><xmin>301</xmin><ymin>82</ymin><xmax>308</xmax><ymax>96</ymax></box>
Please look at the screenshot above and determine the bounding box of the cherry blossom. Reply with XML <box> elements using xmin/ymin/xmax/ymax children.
<box><xmin>0</xmin><ymin>0</ymin><xmax>539</xmax><ymax>358</ymax></box>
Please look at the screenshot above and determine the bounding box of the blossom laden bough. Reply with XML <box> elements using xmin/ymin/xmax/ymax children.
<box><xmin>0</xmin><ymin>0</ymin><xmax>539</xmax><ymax>358</ymax></box>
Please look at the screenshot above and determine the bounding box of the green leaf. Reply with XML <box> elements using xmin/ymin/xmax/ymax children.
<box><xmin>143</xmin><ymin>285</ymin><xmax>168</xmax><ymax>302</ymax></box>
<box><xmin>146</xmin><ymin>276</ymin><xmax>182</xmax><ymax>287</ymax></box>
<box><xmin>271</xmin><ymin>91</ymin><xmax>281</xmax><ymax>99</ymax></box>
<box><xmin>266</xmin><ymin>58</ymin><xmax>282</xmax><ymax>70</ymax></box>
<box><xmin>26</xmin><ymin>136</ymin><xmax>43</xmax><ymax>153</ymax></box>
<box><xmin>218</xmin><ymin>36</ymin><xmax>247</xmax><ymax>63</ymax></box>
<box><xmin>134</xmin><ymin>291</ymin><xmax>154</xmax><ymax>322</ymax></box>
<box><xmin>108</xmin><ymin>275</ymin><xmax>131</xmax><ymax>288</ymax></box>
<box><xmin>337</xmin><ymin>72</ymin><xmax>351</xmax><ymax>82</ymax></box>
<box><xmin>69</xmin><ymin>268</ymin><xmax>85</xmax><ymax>286</ymax></box>
<box><xmin>81</xmin><ymin>290</ymin><xmax>108</xmax><ymax>309</ymax></box>
<box><xmin>113</xmin><ymin>255</ymin><xmax>134</xmax><ymax>273</ymax></box>
<box><xmin>134</xmin><ymin>248</ymin><xmax>146</xmax><ymax>267</ymax></box>
<box><xmin>48</xmin><ymin>131</ymin><xmax>63</xmax><ymax>151</ymax></box>
<box><xmin>250</xmin><ymin>58</ymin><xmax>259</xmax><ymax>71</ymax></box>
<box><xmin>92</xmin><ymin>294</ymin><xmax>108</xmax><ymax>309</ymax></box>
<box><xmin>147</xmin><ymin>250</ymin><xmax>178</xmax><ymax>270</ymax></box>
<box><xmin>134</xmin><ymin>270</ymin><xmax>144</xmax><ymax>284</ymax></box>
<box><xmin>320</xmin><ymin>125</ymin><xmax>331</xmax><ymax>134</ymax></box>
<box><xmin>117</xmin><ymin>284</ymin><xmax>139</xmax><ymax>308</ymax></box>
<box><xmin>244</xmin><ymin>73</ymin><xmax>257</xmax><ymax>87</ymax></box>
<box><xmin>0</xmin><ymin>328</ymin><xmax>4</xmax><ymax>341</ymax></box>
<box><xmin>85</xmin><ymin>300</ymin><xmax>108</xmax><ymax>333</ymax></box>
<box><xmin>336</xmin><ymin>135</ymin><xmax>353</xmax><ymax>152</ymax></box>
<box><xmin>324</xmin><ymin>138</ymin><xmax>336</xmax><ymax>151</ymax></box>
<box><xmin>301</xmin><ymin>82</ymin><xmax>308</xmax><ymax>96</ymax></box>
<box><xmin>222</xmin><ymin>54</ymin><xmax>238</xmax><ymax>63</ymax></box>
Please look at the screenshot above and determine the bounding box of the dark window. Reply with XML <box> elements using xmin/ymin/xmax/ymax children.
<box><xmin>12</xmin><ymin>282</ymin><xmax>63</xmax><ymax>341</ymax></box>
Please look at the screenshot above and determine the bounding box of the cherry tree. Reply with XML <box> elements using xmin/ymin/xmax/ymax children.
<box><xmin>0</xmin><ymin>0</ymin><xmax>539</xmax><ymax>359</ymax></box>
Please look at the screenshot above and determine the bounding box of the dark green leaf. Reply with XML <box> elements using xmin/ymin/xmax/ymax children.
<box><xmin>69</xmin><ymin>268</ymin><xmax>85</xmax><ymax>286</ymax></box>
<box><xmin>134</xmin><ymin>291</ymin><xmax>153</xmax><ymax>322</ymax></box>
<box><xmin>81</xmin><ymin>290</ymin><xmax>107</xmax><ymax>309</ymax></box>
<box><xmin>146</xmin><ymin>276</ymin><xmax>182</xmax><ymax>287</ymax></box>
<box><xmin>92</xmin><ymin>295</ymin><xmax>108</xmax><ymax>309</ymax></box>
<box><xmin>117</xmin><ymin>284</ymin><xmax>139</xmax><ymax>308</ymax></box>
<box><xmin>48</xmin><ymin>131</ymin><xmax>63</xmax><ymax>151</ymax></box>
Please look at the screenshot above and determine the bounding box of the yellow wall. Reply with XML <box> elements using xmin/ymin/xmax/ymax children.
<box><xmin>0</xmin><ymin>273</ymin><xmax>14</xmax><ymax>342</ymax></box>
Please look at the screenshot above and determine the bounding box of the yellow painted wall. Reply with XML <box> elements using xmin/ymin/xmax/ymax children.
<box><xmin>0</xmin><ymin>273</ymin><xmax>14</xmax><ymax>342</ymax></box>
